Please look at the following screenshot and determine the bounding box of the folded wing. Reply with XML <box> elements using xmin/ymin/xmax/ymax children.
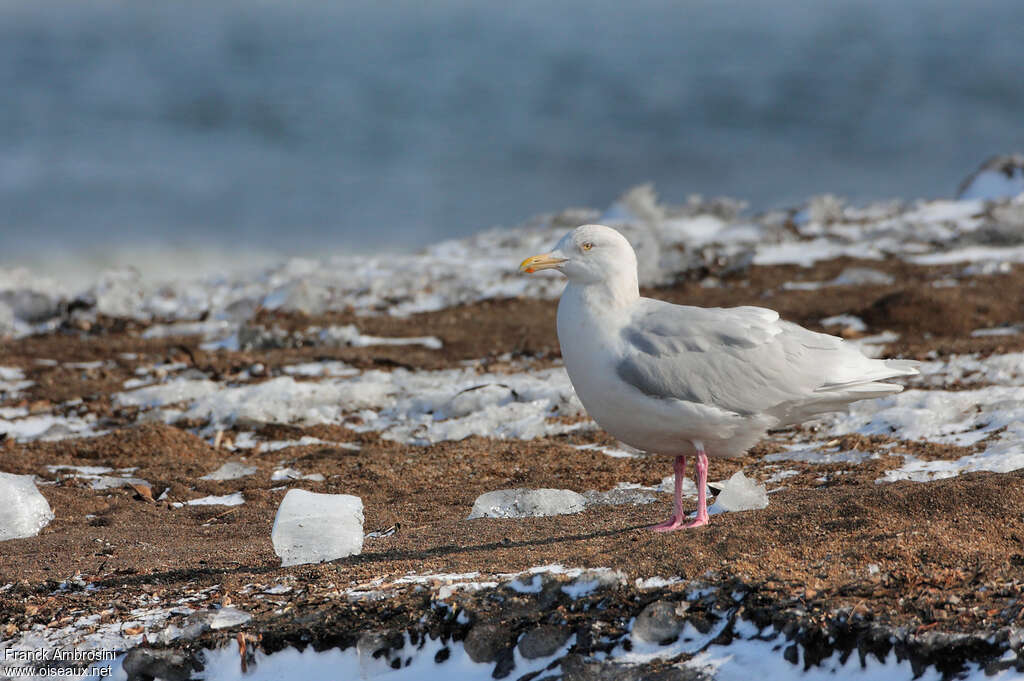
<box><xmin>617</xmin><ymin>299</ymin><xmax>918</xmax><ymax>425</ymax></box>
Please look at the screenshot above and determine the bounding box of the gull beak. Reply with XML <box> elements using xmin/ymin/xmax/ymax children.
<box><xmin>519</xmin><ymin>252</ymin><xmax>568</xmax><ymax>274</ymax></box>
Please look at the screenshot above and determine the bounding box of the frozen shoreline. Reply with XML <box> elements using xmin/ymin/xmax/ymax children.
<box><xmin>4</xmin><ymin>181</ymin><xmax>1024</xmax><ymax>680</ymax></box>
<box><xmin>3</xmin><ymin>178</ymin><xmax>1024</xmax><ymax>337</ymax></box>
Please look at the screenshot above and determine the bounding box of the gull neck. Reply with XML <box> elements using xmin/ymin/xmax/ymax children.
<box><xmin>567</xmin><ymin>273</ymin><xmax>640</xmax><ymax>311</ymax></box>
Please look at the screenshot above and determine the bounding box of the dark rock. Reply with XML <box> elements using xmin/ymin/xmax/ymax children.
<box><xmin>632</xmin><ymin>600</ymin><xmax>684</xmax><ymax>644</ymax></box>
<box><xmin>518</xmin><ymin>624</ymin><xmax>571</xmax><ymax>659</ymax></box>
<box><xmin>356</xmin><ymin>630</ymin><xmax>403</xmax><ymax>663</ymax></box>
<box><xmin>492</xmin><ymin>646</ymin><xmax>516</xmax><ymax>679</ymax></box>
<box><xmin>238</xmin><ymin>324</ymin><xmax>297</xmax><ymax>350</ymax></box>
<box><xmin>640</xmin><ymin>667</ymin><xmax>710</xmax><ymax>681</ymax></box>
<box><xmin>561</xmin><ymin>654</ymin><xmax>643</xmax><ymax>681</ymax></box>
<box><xmin>464</xmin><ymin>621</ymin><xmax>513</xmax><ymax>663</ymax></box>
<box><xmin>122</xmin><ymin>648</ymin><xmax>194</xmax><ymax>681</ymax></box>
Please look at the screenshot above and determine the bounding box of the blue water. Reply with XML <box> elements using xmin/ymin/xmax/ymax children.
<box><xmin>2</xmin><ymin>0</ymin><xmax>1023</xmax><ymax>264</ymax></box>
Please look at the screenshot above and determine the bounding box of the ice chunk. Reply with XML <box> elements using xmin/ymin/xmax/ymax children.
<box><xmin>584</xmin><ymin>483</ymin><xmax>658</xmax><ymax>506</ymax></box>
<box><xmin>271</xmin><ymin>468</ymin><xmax>325</xmax><ymax>482</ymax></box>
<box><xmin>272</xmin><ymin>489</ymin><xmax>364</xmax><ymax>566</ymax></box>
<box><xmin>208</xmin><ymin>607</ymin><xmax>252</xmax><ymax>630</ymax></box>
<box><xmin>92</xmin><ymin>268</ymin><xmax>146</xmax><ymax>319</ymax></box>
<box><xmin>258</xmin><ymin>436</ymin><xmax>360</xmax><ymax>453</ymax></box>
<box><xmin>89</xmin><ymin>476</ymin><xmax>151</xmax><ymax>491</ymax></box>
<box><xmin>0</xmin><ymin>288</ymin><xmax>59</xmax><ymax>324</ymax></box>
<box><xmin>141</xmin><ymin>320</ymin><xmax>234</xmax><ymax>340</ymax></box>
<box><xmin>199</xmin><ymin>462</ymin><xmax>259</xmax><ymax>481</ymax></box>
<box><xmin>467</xmin><ymin>488</ymin><xmax>586</xmax><ymax>519</ymax></box>
<box><xmin>831</xmin><ymin>267</ymin><xmax>894</xmax><ymax>286</ymax></box>
<box><xmin>657</xmin><ymin>476</ymin><xmax>698</xmax><ymax>497</ymax></box>
<box><xmin>710</xmin><ymin>471</ymin><xmax>768</xmax><ymax>512</ymax></box>
<box><xmin>0</xmin><ymin>472</ymin><xmax>55</xmax><ymax>541</ymax></box>
<box><xmin>46</xmin><ymin>464</ymin><xmax>114</xmax><ymax>475</ymax></box>
<box><xmin>182</xmin><ymin>493</ymin><xmax>245</xmax><ymax>507</ymax></box>
<box><xmin>318</xmin><ymin>324</ymin><xmax>443</xmax><ymax>350</ymax></box>
<box><xmin>957</xmin><ymin>154</ymin><xmax>1024</xmax><ymax>200</ymax></box>
<box><xmin>821</xmin><ymin>314</ymin><xmax>867</xmax><ymax>333</ymax></box>
<box><xmin>282</xmin><ymin>361</ymin><xmax>359</xmax><ymax>377</ymax></box>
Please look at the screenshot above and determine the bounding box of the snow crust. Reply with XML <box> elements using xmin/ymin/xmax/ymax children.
<box><xmin>114</xmin><ymin>378</ymin><xmax>221</xmax><ymax>408</ymax></box>
<box><xmin>114</xmin><ymin>367</ymin><xmax>585</xmax><ymax>445</ymax></box>
<box><xmin>3</xmin><ymin>187</ymin><xmax>1023</xmax><ymax>342</ymax></box>
<box><xmin>317</xmin><ymin>324</ymin><xmax>442</xmax><ymax>350</ymax></box>
<box><xmin>0</xmin><ymin>366</ymin><xmax>32</xmax><ymax>397</ymax></box>
<box><xmin>0</xmin><ymin>413</ymin><xmax>100</xmax><ymax>443</ymax></box>
<box><xmin>813</xmin><ymin>386</ymin><xmax>1024</xmax><ymax>481</ymax></box>
<box><xmin>910</xmin><ymin>352</ymin><xmax>1024</xmax><ymax>388</ymax></box>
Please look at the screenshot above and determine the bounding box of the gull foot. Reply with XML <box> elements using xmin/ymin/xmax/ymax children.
<box><xmin>648</xmin><ymin>513</ymin><xmax>709</xmax><ymax>532</ymax></box>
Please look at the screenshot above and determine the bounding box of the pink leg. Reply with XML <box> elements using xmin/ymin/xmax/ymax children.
<box><xmin>650</xmin><ymin>442</ymin><xmax>710</xmax><ymax>532</ymax></box>
<box><xmin>648</xmin><ymin>454</ymin><xmax>686</xmax><ymax>531</ymax></box>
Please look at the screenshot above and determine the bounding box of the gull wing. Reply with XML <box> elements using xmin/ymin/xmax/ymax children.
<box><xmin>616</xmin><ymin>298</ymin><xmax>916</xmax><ymax>423</ymax></box>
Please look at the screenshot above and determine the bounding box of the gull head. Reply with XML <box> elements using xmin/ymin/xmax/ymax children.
<box><xmin>520</xmin><ymin>224</ymin><xmax>638</xmax><ymax>287</ymax></box>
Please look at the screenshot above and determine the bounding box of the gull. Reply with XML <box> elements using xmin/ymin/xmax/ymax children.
<box><xmin>520</xmin><ymin>225</ymin><xmax>918</xmax><ymax>531</ymax></box>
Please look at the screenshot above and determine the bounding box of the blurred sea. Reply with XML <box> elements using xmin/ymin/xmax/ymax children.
<box><xmin>2</xmin><ymin>0</ymin><xmax>1023</xmax><ymax>279</ymax></box>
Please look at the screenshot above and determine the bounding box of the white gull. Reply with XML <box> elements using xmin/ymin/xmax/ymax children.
<box><xmin>520</xmin><ymin>224</ymin><xmax>918</xmax><ymax>531</ymax></box>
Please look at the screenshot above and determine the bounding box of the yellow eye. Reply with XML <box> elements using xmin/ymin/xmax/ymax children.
<box><xmin>581</xmin><ymin>242</ymin><xmax>593</xmax><ymax>252</ymax></box>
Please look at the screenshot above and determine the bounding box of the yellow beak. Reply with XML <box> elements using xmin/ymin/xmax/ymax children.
<box><xmin>519</xmin><ymin>253</ymin><xmax>567</xmax><ymax>274</ymax></box>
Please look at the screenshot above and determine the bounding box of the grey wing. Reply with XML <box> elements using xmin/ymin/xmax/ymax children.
<box><xmin>617</xmin><ymin>299</ymin><xmax>916</xmax><ymax>419</ymax></box>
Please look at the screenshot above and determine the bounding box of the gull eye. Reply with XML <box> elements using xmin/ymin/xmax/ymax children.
<box><xmin>581</xmin><ymin>242</ymin><xmax>593</xmax><ymax>252</ymax></box>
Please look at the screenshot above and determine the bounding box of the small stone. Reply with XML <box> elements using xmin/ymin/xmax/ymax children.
<box><xmin>463</xmin><ymin>621</ymin><xmax>512</xmax><ymax>663</ymax></box>
<box><xmin>561</xmin><ymin>654</ymin><xmax>643</xmax><ymax>681</ymax></box>
<box><xmin>122</xmin><ymin>648</ymin><xmax>194</xmax><ymax>681</ymax></box>
<box><xmin>518</xmin><ymin>624</ymin><xmax>571</xmax><ymax>659</ymax></box>
<box><xmin>492</xmin><ymin>647</ymin><xmax>516</xmax><ymax>679</ymax></box>
<box><xmin>641</xmin><ymin>668</ymin><xmax>708</xmax><ymax>681</ymax></box>
<box><xmin>632</xmin><ymin>600</ymin><xmax>684</xmax><ymax>644</ymax></box>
